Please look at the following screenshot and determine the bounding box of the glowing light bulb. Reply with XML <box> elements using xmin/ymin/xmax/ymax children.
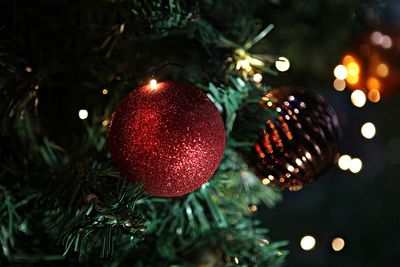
<box><xmin>300</xmin><ymin>235</ymin><xmax>316</xmax><ymax>251</ymax></box>
<box><xmin>349</xmin><ymin>158</ymin><xmax>362</xmax><ymax>173</ymax></box>
<box><xmin>275</xmin><ymin>57</ymin><xmax>290</xmax><ymax>72</ymax></box>
<box><xmin>253</xmin><ymin>73</ymin><xmax>263</xmax><ymax>83</ymax></box>
<box><xmin>237</xmin><ymin>59</ymin><xmax>250</xmax><ymax>70</ymax></box>
<box><xmin>78</xmin><ymin>109</ymin><xmax>88</xmax><ymax>120</ymax></box>
<box><xmin>351</xmin><ymin>90</ymin><xmax>366</xmax><ymax>108</ymax></box>
<box><xmin>25</xmin><ymin>66</ymin><xmax>33</xmax><ymax>73</ymax></box>
<box><xmin>361</xmin><ymin>122</ymin><xmax>376</xmax><ymax>139</ymax></box>
<box><xmin>119</xmin><ymin>23</ymin><xmax>125</xmax><ymax>33</ymax></box>
<box><xmin>287</xmin><ymin>164</ymin><xmax>295</xmax><ymax>172</ymax></box>
<box><xmin>262</xmin><ymin>178</ymin><xmax>270</xmax><ymax>185</ymax></box>
<box><xmin>102</xmin><ymin>119</ymin><xmax>110</xmax><ymax>127</ymax></box>
<box><xmin>332</xmin><ymin>237</ymin><xmax>345</xmax><ymax>252</ymax></box>
<box><xmin>368</xmin><ymin>89</ymin><xmax>380</xmax><ymax>103</ymax></box>
<box><xmin>333</xmin><ymin>79</ymin><xmax>346</xmax><ymax>91</ymax></box>
<box><xmin>149</xmin><ymin>79</ymin><xmax>158</xmax><ymax>90</ymax></box>
<box><xmin>334</xmin><ymin>65</ymin><xmax>348</xmax><ymax>80</ymax></box>
<box><xmin>338</xmin><ymin>154</ymin><xmax>352</xmax><ymax>170</ymax></box>
<box><xmin>102</xmin><ymin>89</ymin><xmax>109</xmax><ymax>95</ymax></box>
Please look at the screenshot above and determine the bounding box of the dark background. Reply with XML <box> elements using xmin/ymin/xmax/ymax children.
<box><xmin>1</xmin><ymin>0</ymin><xmax>400</xmax><ymax>266</ymax></box>
<box><xmin>258</xmin><ymin>0</ymin><xmax>400</xmax><ymax>266</ymax></box>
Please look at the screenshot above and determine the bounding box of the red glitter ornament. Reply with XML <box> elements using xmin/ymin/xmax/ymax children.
<box><xmin>108</xmin><ymin>81</ymin><xmax>226</xmax><ymax>197</ymax></box>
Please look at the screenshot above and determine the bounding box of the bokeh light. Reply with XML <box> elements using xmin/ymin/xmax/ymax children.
<box><xmin>331</xmin><ymin>237</ymin><xmax>345</xmax><ymax>252</ymax></box>
<box><xmin>366</xmin><ymin>77</ymin><xmax>380</xmax><ymax>91</ymax></box>
<box><xmin>347</xmin><ymin>62</ymin><xmax>360</xmax><ymax>76</ymax></box>
<box><xmin>349</xmin><ymin>158</ymin><xmax>363</xmax><ymax>173</ymax></box>
<box><xmin>78</xmin><ymin>109</ymin><xmax>88</xmax><ymax>120</ymax></box>
<box><xmin>346</xmin><ymin>75</ymin><xmax>359</xmax><ymax>85</ymax></box>
<box><xmin>102</xmin><ymin>88</ymin><xmax>109</xmax><ymax>95</ymax></box>
<box><xmin>338</xmin><ymin>155</ymin><xmax>352</xmax><ymax>170</ymax></box>
<box><xmin>149</xmin><ymin>79</ymin><xmax>158</xmax><ymax>89</ymax></box>
<box><xmin>371</xmin><ymin>31</ymin><xmax>383</xmax><ymax>45</ymax></box>
<box><xmin>381</xmin><ymin>35</ymin><xmax>392</xmax><ymax>49</ymax></box>
<box><xmin>361</xmin><ymin>122</ymin><xmax>376</xmax><ymax>139</ymax></box>
<box><xmin>368</xmin><ymin>89</ymin><xmax>381</xmax><ymax>103</ymax></box>
<box><xmin>376</xmin><ymin>63</ymin><xmax>389</xmax><ymax>77</ymax></box>
<box><xmin>333</xmin><ymin>79</ymin><xmax>346</xmax><ymax>91</ymax></box>
<box><xmin>253</xmin><ymin>73</ymin><xmax>263</xmax><ymax>83</ymax></box>
<box><xmin>334</xmin><ymin>65</ymin><xmax>348</xmax><ymax>80</ymax></box>
<box><xmin>275</xmin><ymin>57</ymin><xmax>290</xmax><ymax>72</ymax></box>
<box><xmin>300</xmin><ymin>235</ymin><xmax>316</xmax><ymax>251</ymax></box>
<box><xmin>351</xmin><ymin>90</ymin><xmax>366</xmax><ymax>108</ymax></box>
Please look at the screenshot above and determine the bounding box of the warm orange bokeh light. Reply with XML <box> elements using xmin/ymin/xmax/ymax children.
<box><xmin>343</xmin><ymin>55</ymin><xmax>355</xmax><ymax>66</ymax></box>
<box><xmin>342</xmin><ymin>56</ymin><xmax>360</xmax><ymax>86</ymax></box>
<box><xmin>346</xmin><ymin>75</ymin><xmax>359</xmax><ymax>85</ymax></box>
<box><xmin>376</xmin><ymin>63</ymin><xmax>389</xmax><ymax>78</ymax></box>
<box><xmin>366</xmin><ymin>77</ymin><xmax>380</xmax><ymax>91</ymax></box>
<box><xmin>368</xmin><ymin>89</ymin><xmax>381</xmax><ymax>103</ymax></box>
<box><xmin>347</xmin><ymin>62</ymin><xmax>360</xmax><ymax>76</ymax></box>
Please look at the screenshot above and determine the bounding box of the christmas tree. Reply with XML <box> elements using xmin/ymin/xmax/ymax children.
<box><xmin>2</xmin><ymin>0</ymin><xmax>395</xmax><ymax>266</ymax></box>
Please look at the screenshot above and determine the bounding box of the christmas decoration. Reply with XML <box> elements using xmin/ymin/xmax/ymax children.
<box><xmin>108</xmin><ymin>81</ymin><xmax>226</xmax><ymax>197</ymax></box>
<box><xmin>333</xmin><ymin>29</ymin><xmax>400</xmax><ymax>102</ymax></box>
<box><xmin>253</xmin><ymin>87</ymin><xmax>340</xmax><ymax>191</ymax></box>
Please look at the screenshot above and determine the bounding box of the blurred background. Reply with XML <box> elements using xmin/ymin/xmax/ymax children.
<box><xmin>257</xmin><ymin>0</ymin><xmax>400</xmax><ymax>266</ymax></box>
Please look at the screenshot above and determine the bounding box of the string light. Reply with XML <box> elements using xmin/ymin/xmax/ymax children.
<box><xmin>275</xmin><ymin>57</ymin><xmax>290</xmax><ymax>72</ymax></box>
<box><xmin>78</xmin><ymin>109</ymin><xmax>88</xmax><ymax>120</ymax></box>
<box><xmin>361</xmin><ymin>122</ymin><xmax>376</xmax><ymax>139</ymax></box>
<box><xmin>334</xmin><ymin>65</ymin><xmax>348</xmax><ymax>80</ymax></box>
<box><xmin>119</xmin><ymin>23</ymin><xmax>125</xmax><ymax>33</ymax></box>
<box><xmin>349</xmin><ymin>158</ymin><xmax>362</xmax><ymax>173</ymax></box>
<box><xmin>262</xmin><ymin>178</ymin><xmax>270</xmax><ymax>185</ymax></box>
<box><xmin>102</xmin><ymin>119</ymin><xmax>110</xmax><ymax>127</ymax></box>
<box><xmin>149</xmin><ymin>79</ymin><xmax>158</xmax><ymax>90</ymax></box>
<box><xmin>300</xmin><ymin>235</ymin><xmax>316</xmax><ymax>251</ymax></box>
<box><xmin>253</xmin><ymin>73</ymin><xmax>263</xmax><ymax>83</ymax></box>
<box><xmin>350</xmin><ymin>90</ymin><xmax>366</xmax><ymax>108</ymax></box>
<box><xmin>25</xmin><ymin>66</ymin><xmax>33</xmax><ymax>73</ymax></box>
<box><xmin>338</xmin><ymin>154</ymin><xmax>352</xmax><ymax>170</ymax></box>
<box><xmin>250</xmin><ymin>205</ymin><xmax>258</xmax><ymax>212</ymax></box>
<box><xmin>234</xmin><ymin>257</ymin><xmax>239</xmax><ymax>264</ymax></box>
<box><xmin>331</xmin><ymin>237</ymin><xmax>345</xmax><ymax>252</ymax></box>
<box><xmin>102</xmin><ymin>88</ymin><xmax>109</xmax><ymax>95</ymax></box>
<box><xmin>236</xmin><ymin>59</ymin><xmax>250</xmax><ymax>71</ymax></box>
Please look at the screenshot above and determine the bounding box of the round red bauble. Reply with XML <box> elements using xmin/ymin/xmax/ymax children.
<box><xmin>108</xmin><ymin>81</ymin><xmax>226</xmax><ymax>197</ymax></box>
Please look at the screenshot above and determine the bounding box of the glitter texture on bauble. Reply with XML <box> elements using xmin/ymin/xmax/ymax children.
<box><xmin>108</xmin><ymin>81</ymin><xmax>226</xmax><ymax>197</ymax></box>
